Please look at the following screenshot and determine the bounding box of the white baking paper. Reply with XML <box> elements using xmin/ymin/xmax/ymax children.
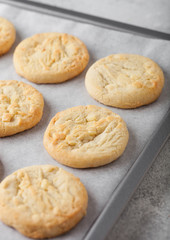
<box><xmin>0</xmin><ymin>3</ymin><xmax>170</xmax><ymax>240</ymax></box>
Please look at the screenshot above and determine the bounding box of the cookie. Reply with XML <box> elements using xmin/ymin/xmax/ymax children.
<box><xmin>0</xmin><ymin>165</ymin><xmax>88</xmax><ymax>238</ymax></box>
<box><xmin>0</xmin><ymin>80</ymin><xmax>44</xmax><ymax>137</ymax></box>
<box><xmin>85</xmin><ymin>54</ymin><xmax>164</xmax><ymax>108</ymax></box>
<box><xmin>13</xmin><ymin>32</ymin><xmax>89</xmax><ymax>83</ymax></box>
<box><xmin>0</xmin><ymin>17</ymin><xmax>16</xmax><ymax>55</ymax></box>
<box><xmin>43</xmin><ymin>105</ymin><xmax>129</xmax><ymax>168</ymax></box>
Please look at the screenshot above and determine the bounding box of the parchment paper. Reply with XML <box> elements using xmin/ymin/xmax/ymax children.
<box><xmin>30</xmin><ymin>0</ymin><xmax>170</xmax><ymax>34</ymax></box>
<box><xmin>0</xmin><ymin>3</ymin><xmax>170</xmax><ymax>240</ymax></box>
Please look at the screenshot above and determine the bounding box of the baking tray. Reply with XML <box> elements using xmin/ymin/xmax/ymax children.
<box><xmin>0</xmin><ymin>1</ymin><xmax>170</xmax><ymax>240</ymax></box>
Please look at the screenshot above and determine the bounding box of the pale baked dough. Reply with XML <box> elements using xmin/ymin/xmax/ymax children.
<box><xmin>85</xmin><ymin>54</ymin><xmax>164</xmax><ymax>108</ymax></box>
<box><xmin>43</xmin><ymin>105</ymin><xmax>129</xmax><ymax>168</ymax></box>
<box><xmin>0</xmin><ymin>80</ymin><xmax>44</xmax><ymax>137</ymax></box>
<box><xmin>0</xmin><ymin>17</ymin><xmax>16</xmax><ymax>55</ymax></box>
<box><xmin>0</xmin><ymin>165</ymin><xmax>88</xmax><ymax>238</ymax></box>
<box><xmin>13</xmin><ymin>32</ymin><xmax>89</xmax><ymax>83</ymax></box>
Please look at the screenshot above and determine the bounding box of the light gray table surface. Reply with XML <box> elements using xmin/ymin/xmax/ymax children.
<box><xmin>1</xmin><ymin>1</ymin><xmax>170</xmax><ymax>240</ymax></box>
<box><xmin>106</xmin><ymin>137</ymin><xmax>170</xmax><ymax>240</ymax></box>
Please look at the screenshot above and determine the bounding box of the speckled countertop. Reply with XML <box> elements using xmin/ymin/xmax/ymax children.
<box><xmin>106</xmin><ymin>137</ymin><xmax>170</xmax><ymax>240</ymax></box>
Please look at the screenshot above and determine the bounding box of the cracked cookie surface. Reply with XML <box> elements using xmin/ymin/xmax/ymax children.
<box><xmin>85</xmin><ymin>54</ymin><xmax>164</xmax><ymax>108</ymax></box>
<box><xmin>43</xmin><ymin>105</ymin><xmax>129</xmax><ymax>168</ymax></box>
<box><xmin>0</xmin><ymin>165</ymin><xmax>88</xmax><ymax>238</ymax></box>
<box><xmin>0</xmin><ymin>17</ymin><xmax>16</xmax><ymax>55</ymax></box>
<box><xmin>0</xmin><ymin>80</ymin><xmax>44</xmax><ymax>137</ymax></box>
<box><xmin>13</xmin><ymin>32</ymin><xmax>89</xmax><ymax>83</ymax></box>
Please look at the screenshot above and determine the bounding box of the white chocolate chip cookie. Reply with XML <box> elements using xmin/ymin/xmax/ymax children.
<box><xmin>43</xmin><ymin>105</ymin><xmax>129</xmax><ymax>168</ymax></box>
<box><xmin>0</xmin><ymin>17</ymin><xmax>16</xmax><ymax>55</ymax></box>
<box><xmin>0</xmin><ymin>80</ymin><xmax>44</xmax><ymax>137</ymax></box>
<box><xmin>85</xmin><ymin>54</ymin><xmax>164</xmax><ymax>108</ymax></box>
<box><xmin>13</xmin><ymin>32</ymin><xmax>89</xmax><ymax>83</ymax></box>
<box><xmin>0</xmin><ymin>165</ymin><xmax>88</xmax><ymax>238</ymax></box>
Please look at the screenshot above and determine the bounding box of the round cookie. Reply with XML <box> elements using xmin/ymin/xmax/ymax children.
<box><xmin>85</xmin><ymin>54</ymin><xmax>164</xmax><ymax>108</ymax></box>
<box><xmin>0</xmin><ymin>80</ymin><xmax>44</xmax><ymax>137</ymax></box>
<box><xmin>13</xmin><ymin>32</ymin><xmax>89</xmax><ymax>83</ymax></box>
<box><xmin>0</xmin><ymin>165</ymin><xmax>88</xmax><ymax>238</ymax></box>
<box><xmin>0</xmin><ymin>17</ymin><xmax>16</xmax><ymax>55</ymax></box>
<box><xmin>43</xmin><ymin>105</ymin><xmax>129</xmax><ymax>168</ymax></box>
